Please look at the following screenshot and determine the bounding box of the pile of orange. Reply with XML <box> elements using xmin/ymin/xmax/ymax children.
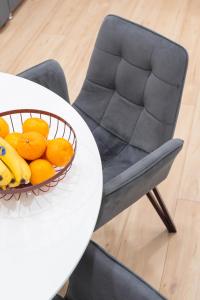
<box><xmin>0</xmin><ymin>116</ymin><xmax>74</xmax><ymax>185</ymax></box>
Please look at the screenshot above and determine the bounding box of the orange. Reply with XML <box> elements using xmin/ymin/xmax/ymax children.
<box><xmin>40</xmin><ymin>140</ymin><xmax>51</xmax><ymax>159</ymax></box>
<box><xmin>5</xmin><ymin>132</ymin><xmax>22</xmax><ymax>150</ymax></box>
<box><xmin>23</xmin><ymin>117</ymin><xmax>49</xmax><ymax>137</ymax></box>
<box><xmin>46</xmin><ymin>138</ymin><xmax>74</xmax><ymax>167</ymax></box>
<box><xmin>17</xmin><ymin>131</ymin><xmax>47</xmax><ymax>160</ymax></box>
<box><xmin>0</xmin><ymin>117</ymin><xmax>9</xmax><ymax>138</ymax></box>
<box><xmin>29</xmin><ymin>159</ymin><xmax>55</xmax><ymax>185</ymax></box>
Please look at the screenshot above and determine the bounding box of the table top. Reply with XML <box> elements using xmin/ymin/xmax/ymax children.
<box><xmin>0</xmin><ymin>72</ymin><xmax>103</xmax><ymax>300</ymax></box>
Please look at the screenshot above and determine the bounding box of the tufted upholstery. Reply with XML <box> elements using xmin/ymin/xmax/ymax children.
<box><xmin>75</xmin><ymin>15</ymin><xmax>187</xmax><ymax>151</ymax></box>
<box><xmin>19</xmin><ymin>15</ymin><xmax>188</xmax><ymax>230</ymax></box>
<box><xmin>74</xmin><ymin>15</ymin><xmax>188</xmax><ymax>184</ymax></box>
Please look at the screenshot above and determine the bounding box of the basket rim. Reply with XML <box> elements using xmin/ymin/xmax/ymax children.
<box><xmin>0</xmin><ymin>109</ymin><xmax>77</xmax><ymax>196</ymax></box>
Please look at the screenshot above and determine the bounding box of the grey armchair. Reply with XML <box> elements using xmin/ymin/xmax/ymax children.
<box><xmin>18</xmin><ymin>15</ymin><xmax>188</xmax><ymax>233</ymax></box>
<box><xmin>53</xmin><ymin>241</ymin><xmax>166</xmax><ymax>300</ymax></box>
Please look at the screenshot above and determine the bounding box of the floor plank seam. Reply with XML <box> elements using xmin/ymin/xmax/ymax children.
<box><xmin>158</xmin><ymin>190</ymin><xmax>180</xmax><ymax>296</ymax></box>
<box><xmin>116</xmin><ymin>207</ymin><xmax>132</xmax><ymax>259</ymax></box>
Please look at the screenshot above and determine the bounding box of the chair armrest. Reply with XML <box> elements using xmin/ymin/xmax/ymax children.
<box><xmin>17</xmin><ymin>59</ymin><xmax>70</xmax><ymax>103</ymax></box>
<box><xmin>103</xmin><ymin>138</ymin><xmax>183</xmax><ymax>197</ymax></box>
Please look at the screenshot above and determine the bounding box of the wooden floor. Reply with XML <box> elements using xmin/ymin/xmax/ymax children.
<box><xmin>1</xmin><ymin>0</ymin><xmax>200</xmax><ymax>299</ymax></box>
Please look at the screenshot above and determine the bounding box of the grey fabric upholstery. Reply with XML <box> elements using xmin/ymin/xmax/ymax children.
<box><xmin>97</xmin><ymin>138</ymin><xmax>182</xmax><ymax>227</ymax></box>
<box><xmin>18</xmin><ymin>15</ymin><xmax>188</xmax><ymax>230</ymax></box>
<box><xmin>55</xmin><ymin>241</ymin><xmax>166</xmax><ymax>300</ymax></box>
<box><xmin>8</xmin><ymin>0</ymin><xmax>23</xmax><ymax>12</ymax></box>
<box><xmin>53</xmin><ymin>296</ymin><xmax>63</xmax><ymax>300</ymax></box>
<box><xmin>0</xmin><ymin>0</ymin><xmax>9</xmax><ymax>28</ymax></box>
<box><xmin>73</xmin><ymin>15</ymin><xmax>188</xmax><ymax>229</ymax></box>
<box><xmin>18</xmin><ymin>60</ymin><xmax>69</xmax><ymax>102</ymax></box>
<box><xmin>74</xmin><ymin>15</ymin><xmax>187</xmax><ymax>153</ymax></box>
<box><xmin>0</xmin><ymin>0</ymin><xmax>23</xmax><ymax>28</ymax></box>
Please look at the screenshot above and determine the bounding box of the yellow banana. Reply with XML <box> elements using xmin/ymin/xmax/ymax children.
<box><xmin>0</xmin><ymin>159</ymin><xmax>13</xmax><ymax>187</ymax></box>
<box><xmin>8</xmin><ymin>157</ymin><xmax>31</xmax><ymax>188</ymax></box>
<box><xmin>8</xmin><ymin>175</ymin><xmax>20</xmax><ymax>188</ymax></box>
<box><xmin>18</xmin><ymin>155</ymin><xmax>31</xmax><ymax>184</ymax></box>
<box><xmin>0</xmin><ymin>137</ymin><xmax>30</xmax><ymax>185</ymax></box>
<box><xmin>0</xmin><ymin>186</ymin><xmax>6</xmax><ymax>190</ymax></box>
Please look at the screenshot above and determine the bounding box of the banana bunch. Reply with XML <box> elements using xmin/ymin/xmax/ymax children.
<box><xmin>0</xmin><ymin>160</ymin><xmax>12</xmax><ymax>189</ymax></box>
<box><xmin>0</xmin><ymin>137</ymin><xmax>31</xmax><ymax>189</ymax></box>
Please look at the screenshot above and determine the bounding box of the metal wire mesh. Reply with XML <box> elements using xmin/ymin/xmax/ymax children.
<box><xmin>0</xmin><ymin>109</ymin><xmax>77</xmax><ymax>200</ymax></box>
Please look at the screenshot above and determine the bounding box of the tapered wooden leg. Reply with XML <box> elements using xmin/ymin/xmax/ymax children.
<box><xmin>146</xmin><ymin>187</ymin><xmax>176</xmax><ymax>233</ymax></box>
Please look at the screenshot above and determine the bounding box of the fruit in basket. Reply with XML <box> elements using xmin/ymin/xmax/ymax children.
<box><xmin>16</xmin><ymin>131</ymin><xmax>47</xmax><ymax>160</ymax></box>
<box><xmin>5</xmin><ymin>132</ymin><xmax>21</xmax><ymax>150</ymax></box>
<box><xmin>29</xmin><ymin>159</ymin><xmax>55</xmax><ymax>185</ymax></box>
<box><xmin>0</xmin><ymin>137</ymin><xmax>31</xmax><ymax>186</ymax></box>
<box><xmin>8</xmin><ymin>175</ymin><xmax>20</xmax><ymax>188</ymax></box>
<box><xmin>8</xmin><ymin>154</ymin><xmax>32</xmax><ymax>188</ymax></box>
<box><xmin>46</xmin><ymin>138</ymin><xmax>74</xmax><ymax>167</ymax></box>
<box><xmin>18</xmin><ymin>155</ymin><xmax>32</xmax><ymax>184</ymax></box>
<box><xmin>0</xmin><ymin>160</ymin><xmax>13</xmax><ymax>187</ymax></box>
<box><xmin>0</xmin><ymin>117</ymin><xmax>9</xmax><ymax>138</ymax></box>
<box><xmin>23</xmin><ymin>118</ymin><xmax>49</xmax><ymax>137</ymax></box>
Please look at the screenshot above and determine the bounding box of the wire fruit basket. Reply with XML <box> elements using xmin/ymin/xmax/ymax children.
<box><xmin>0</xmin><ymin>109</ymin><xmax>77</xmax><ymax>201</ymax></box>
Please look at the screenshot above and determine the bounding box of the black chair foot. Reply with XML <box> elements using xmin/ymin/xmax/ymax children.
<box><xmin>146</xmin><ymin>187</ymin><xmax>177</xmax><ymax>233</ymax></box>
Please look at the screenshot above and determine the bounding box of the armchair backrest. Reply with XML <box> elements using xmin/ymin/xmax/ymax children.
<box><xmin>75</xmin><ymin>15</ymin><xmax>188</xmax><ymax>152</ymax></box>
<box><xmin>67</xmin><ymin>241</ymin><xmax>166</xmax><ymax>300</ymax></box>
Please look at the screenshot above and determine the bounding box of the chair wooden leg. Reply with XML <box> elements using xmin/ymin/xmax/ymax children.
<box><xmin>146</xmin><ymin>187</ymin><xmax>176</xmax><ymax>233</ymax></box>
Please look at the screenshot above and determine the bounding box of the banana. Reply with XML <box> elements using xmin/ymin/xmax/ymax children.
<box><xmin>0</xmin><ymin>137</ymin><xmax>31</xmax><ymax>186</ymax></box>
<box><xmin>0</xmin><ymin>159</ymin><xmax>13</xmax><ymax>187</ymax></box>
<box><xmin>8</xmin><ymin>157</ymin><xmax>31</xmax><ymax>188</ymax></box>
<box><xmin>17</xmin><ymin>155</ymin><xmax>31</xmax><ymax>184</ymax></box>
<box><xmin>0</xmin><ymin>186</ymin><xmax>6</xmax><ymax>190</ymax></box>
<box><xmin>8</xmin><ymin>175</ymin><xmax>20</xmax><ymax>188</ymax></box>
<box><xmin>0</xmin><ymin>138</ymin><xmax>22</xmax><ymax>183</ymax></box>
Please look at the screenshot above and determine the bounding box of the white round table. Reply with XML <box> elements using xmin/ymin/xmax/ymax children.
<box><xmin>0</xmin><ymin>72</ymin><xmax>103</xmax><ymax>300</ymax></box>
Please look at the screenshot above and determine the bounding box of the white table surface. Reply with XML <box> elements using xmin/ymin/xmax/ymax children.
<box><xmin>0</xmin><ymin>72</ymin><xmax>103</xmax><ymax>300</ymax></box>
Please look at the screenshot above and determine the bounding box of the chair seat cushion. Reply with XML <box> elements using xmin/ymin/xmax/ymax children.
<box><xmin>103</xmin><ymin>144</ymin><xmax>147</xmax><ymax>183</ymax></box>
<box><xmin>73</xmin><ymin>104</ymin><xmax>147</xmax><ymax>183</ymax></box>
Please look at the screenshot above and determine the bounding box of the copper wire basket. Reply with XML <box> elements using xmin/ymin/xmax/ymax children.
<box><xmin>0</xmin><ymin>109</ymin><xmax>77</xmax><ymax>201</ymax></box>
